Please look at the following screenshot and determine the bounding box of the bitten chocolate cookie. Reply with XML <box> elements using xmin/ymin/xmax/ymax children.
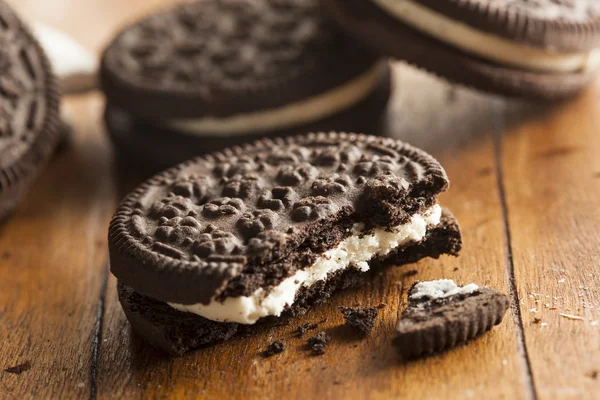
<box><xmin>322</xmin><ymin>0</ymin><xmax>600</xmax><ymax>100</ymax></box>
<box><xmin>109</xmin><ymin>132</ymin><xmax>462</xmax><ymax>354</ymax></box>
<box><xmin>393</xmin><ymin>280</ymin><xmax>509</xmax><ymax>361</ymax></box>
<box><xmin>101</xmin><ymin>0</ymin><xmax>391</xmax><ymax>172</ymax></box>
<box><xmin>0</xmin><ymin>1</ymin><xmax>61</xmax><ymax>221</ymax></box>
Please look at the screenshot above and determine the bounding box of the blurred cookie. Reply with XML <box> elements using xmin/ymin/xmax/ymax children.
<box><xmin>323</xmin><ymin>0</ymin><xmax>600</xmax><ymax>100</ymax></box>
<box><xmin>0</xmin><ymin>1</ymin><xmax>61</xmax><ymax>221</ymax></box>
<box><xmin>101</xmin><ymin>0</ymin><xmax>391</xmax><ymax>171</ymax></box>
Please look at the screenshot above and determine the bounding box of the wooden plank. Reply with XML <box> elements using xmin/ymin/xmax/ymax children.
<box><xmin>500</xmin><ymin>80</ymin><xmax>600</xmax><ymax>399</ymax></box>
<box><xmin>0</xmin><ymin>95</ymin><xmax>115</xmax><ymax>398</ymax></box>
<box><xmin>96</xmin><ymin>66</ymin><xmax>527</xmax><ymax>399</ymax></box>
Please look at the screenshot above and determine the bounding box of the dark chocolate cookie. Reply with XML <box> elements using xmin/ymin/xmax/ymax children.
<box><xmin>393</xmin><ymin>280</ymin><xmax>509</xmax><ymax>360</ymax></box>
<box><xmin>101</xmin><ymin>0</ymin><xmax>390</xmax><ymax>168</ymax></box>
<box><xmin>118</xmin><ymin>210</ymin><xmax>462</xmax><ymax>355</ymax></box>
<box><xmin>104</xmin><ymin>67</ymin><xmax>391</xmax><ymax>174</ymax></box>
<box><xmin>0</xmin><ymin>1</ymin><xmax>61</xmax><ymax>221</ymax></box>
<box><xmin>109</xmin><ymin>132</ymin><xmax>449</xmax><ymax>305</ymax></box>
<box><xmin>322</xmin><ymin>0</ymin><xmax>600</xmax><ymax>100</ymax></box>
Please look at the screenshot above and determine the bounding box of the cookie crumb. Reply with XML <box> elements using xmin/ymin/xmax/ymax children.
<box><xmin>307</xmin><ymin>331</ymin><xmax>330</xmax><ymax>355</ymax></box>
<box><xmin>4</xmin><ymin>361</ymin><xmax>31</xmax><ymax>374</ymax></box>
<box><xmin>532</xmin><ymin>318</ymin><xmax>542</xmax><ymax>324</ymax></box>
<box><xmin>296</xmin><ymin>318</ymin><xmax>327</xmax><ymax>338</ymax></box>
<box><xmin>338</xmin><ymin>306</ymin><xmax>378</xmax><ymax>335</ymax></box>
<box><xmin>587</xmin><ymin>370</ymin><xmax>598</xmax><ymax>380</ymax></box>
<box><xmin>263</xmin><ymin>340</ymin><xmax>285</xmax><ymax>357</ymax></box>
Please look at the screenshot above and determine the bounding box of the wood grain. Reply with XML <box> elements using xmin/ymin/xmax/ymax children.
<box><xmin>0</xmin><ymin>95</ymin><xmax>115</xmax><ymax>398</ymax></box>
<box><xmin>500</xmin><ymin>80</ymin><xmax>600</xmax><ymax>399</ymax></box>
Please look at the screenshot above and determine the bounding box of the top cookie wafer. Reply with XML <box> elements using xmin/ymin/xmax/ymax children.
<box><xmin>108</xmin><ymin>133</ymin><xmax>449</xmax><ymax>306</ymax></box>
<box><xmin>0</xmin><ymin>0</ymin><xmax>60</xmax><ymax>219</ymax></box>
<box><xmin>101</xmin><ymin>0</ymin><xmax>381</xmax><ymax>120</ymax></box>
<box><xmin>415</xmin><ymin>0</ymin><xmax>600</xmax><ymax>51</ymax></box>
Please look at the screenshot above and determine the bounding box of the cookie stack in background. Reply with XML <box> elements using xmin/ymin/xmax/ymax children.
<box><xmin>101</xmin><ymin>0</ymin><xmax>392</xmax><ymax>173</ymax></box>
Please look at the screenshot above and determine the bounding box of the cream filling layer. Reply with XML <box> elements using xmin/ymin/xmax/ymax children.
<box><xmin>409</xmin><ymin>279</ymin><xmax>479</xmax><ymax>301</ymax></box>
<box><xmin>372</xmin><ymin>0</ymin><xmax>600</xmax><ymax>73</ymax></box>
<box><xmin>163</xmin><ymin>61</ymin><xmax>387</xmax><ymax>136</ymax></box>
<box><xmin>169</xmin><ymin>205</ymin><xmax>442</xmax><ymax>324</ymax></box>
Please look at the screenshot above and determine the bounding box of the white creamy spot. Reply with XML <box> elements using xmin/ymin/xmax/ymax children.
<box><xmin>409</xmin><ymin>279</ymin><xmax>479</xmax><ymax>301</ymax></box>
<box><xmin>169</xmin><ymin>205</ymin><xmax>442</xmax><ymax>324</ymax></box>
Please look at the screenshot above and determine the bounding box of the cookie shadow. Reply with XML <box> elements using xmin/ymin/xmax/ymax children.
<box><xmin>382</xmin><ymin>63</ymin><xmax>557</xmax><ymax>155</ymax></box>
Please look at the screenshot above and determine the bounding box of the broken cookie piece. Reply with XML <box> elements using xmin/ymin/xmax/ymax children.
<box><xmin>338</xmin><ymin>306</ymin><xmax>379</xmax><ymax>335</ymax></box>
<box><xmin>394</xmin><ymin>279</ymin><xmax>509</xmax><ymax>360</ymax></box>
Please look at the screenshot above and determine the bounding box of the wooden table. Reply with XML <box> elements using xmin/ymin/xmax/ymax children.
<box><xmin>1</xmin><ymin>1</ymin><xmax>599</xmax><ymax>399</ymax></box>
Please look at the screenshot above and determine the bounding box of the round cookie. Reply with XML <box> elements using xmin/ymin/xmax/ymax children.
<box><xmin>0</xmin><ymin>1</ymin><xmax>61</xmax><ymax>221</ymax></box>
<box><xmin>101</xmin><ymin>0</ymin><xmax>391</xmax><ymax>170</ymax></box>
<box><xmin>322</xmin><ymin>0</ymin><xmax>600</xmax><ymax>100</ymax></box>
<box><xmin>108</xmin><ymin>132</ymin><xmax>450</xmax><ymax>306</ymax></box>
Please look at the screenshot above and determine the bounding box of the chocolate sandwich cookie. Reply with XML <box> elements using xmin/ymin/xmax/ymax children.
<box><xmin>0</xmin><ymin>1</ymin><xmax>61</xmax><ymax>221</ymax></box>
<box><xmin>394</xmin><ymin>280</ymin><xmax>509</xmax><ymax>361</ymax></box>
<box><xmin>322</xmin><ymin>0</ymin><xmax>600</xmax><ymax>100</ymax></box>
<box><xmin>101</xmin><ymin>0</ymin><xmax>391</xmax><ymax>172</ymax></box>
<box><xmin>108</xmin><ymin>132</ymin><xmax>462</xmax><ymax>354</ymax></box>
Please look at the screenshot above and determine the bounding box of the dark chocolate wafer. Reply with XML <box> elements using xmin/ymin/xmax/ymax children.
<box><xmin>0</xmin><ymin>0</ymin><xmax>61</xmax><ymax>221</ymax></box>
<box><xmin>394</xmin><ymin>280</ymin><xmax>509</xmax><ymax>360</ymax></box>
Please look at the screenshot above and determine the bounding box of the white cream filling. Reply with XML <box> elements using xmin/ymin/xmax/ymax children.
<box><xmin>372</xmin><ymin>0</ymin><xmax>600</xmax><ymax>73</ymax></box>
<box><xmin>169</xmin><ymin>204</ymin><xmax>442</xmax><ymax>324</ymax></box>
<box><xmin>163</xmin><ymin>61</ymin><xmax>387</xmax><ymax>136</ymax></box>
<box><xmin>409</xmin><ymin>279</ymin><xmax>479</xmax><ymax>301</ymax></box>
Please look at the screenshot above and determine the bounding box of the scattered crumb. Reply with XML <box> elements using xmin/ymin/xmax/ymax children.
<box><xmin>532</xmin><ymin>318</ymin><xmax>542</xmax><ymax>324</ymax></box>
<box><xmin>4</xmin><ymin>361</ymin><xmax>31</xmax><ymax>374</ymax></box>
<box><xmin>587</xmin><ymin>370</ymin><xmax>598</xmax><ymax>380</ymax></box>
<box><xmin>541</xmin><ymin>322</ymin><xmax>548</xmax><ymax>328</ymax></box>
<box><xmin>308</xmin><ymin>332</ymin><xmax>330</xmax><ymax>355</ymax></box>
<box><xmin>263</xmin><ymin>340</ymin><xmax>285</xmax><ymax>357</ymax></box>
<box><xmin>453</xmin><ymin>266</ymin><xmax>459</xmax><ymax>272</ymax></box>
<box><xmin>376</xmin><ymin>303</ymin><xmax>387</xmax><ymax>309</ymax></box>
<box><xmin>402</xmin><ymin>269</ymin><xmax>419</xmax><ymax>277</ymax></box>
<box><xmin>591</xmin><ymin>321</ymin><xmax>599</xmax><ymax>327</ymax></box>
<box><xmin>77</xmin><ymin>382</ymin><xmax>85</xmax><ymax>388</ymax></box>
<box><xmin>338</xmin><ymin>306</ymin><xmax>379</xmax><ymax>335</ymax></box>
<box><xmin>295</xmin><ymin>319</ymin><xmax>327</xmax><ymax>338</ymax></box>
<box><xmin>559</xmin><ymin>313</ymin><xmax>584</xmax><ymax>321</ymax></box>
<box><xmin>558</xmin><ymin>279</ymin><xmax>566</xmax><ymax>284</ymax></box>
<box><xmin>502</xmin><ymin>359</ymin><xmax>508</xmax><ymax>366</ymax></box>
<box><xmin>529</xmin><ymin>308</ymin><xmax>538</xmax><ymax>313</ymax></box>
<box><xmin>1</xmin><ymin>251</ymin><xmax>11</xmax><ymax>260</ymax></box>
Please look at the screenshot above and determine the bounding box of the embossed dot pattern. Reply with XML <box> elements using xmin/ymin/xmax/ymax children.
<box><xmin>105</xmin><ymin>0</ymin><xmax>357</xmax><ymax>89</ymax></box>
<box><xmin>0</xmin><ymin>3</ymin><xmax>55</xmax><ymax>169</ymax></box>
<box><xmin>112</xmin><ymin>133</ymin><xmax>447</xmax><ymax>266</ymax></box>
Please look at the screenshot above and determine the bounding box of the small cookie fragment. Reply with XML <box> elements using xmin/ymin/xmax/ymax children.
<box><xmin>307</xmin><ymin>331</ymin><xmax>330</xmax><ymax>355</ymax></box>
<box><xmin>263</xmin><ymin>340</ymin><xmax>285</xmax><ymax>357</ymax></box>
<box><xmin>338</xmin><ymin>306</ymin><xmax>379</xmax><ymax>335</ymax></box>
<box><xmin>394</xmin><ymin>280</ymin><xmax>509</xmax><ymax>360</ymax></box>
